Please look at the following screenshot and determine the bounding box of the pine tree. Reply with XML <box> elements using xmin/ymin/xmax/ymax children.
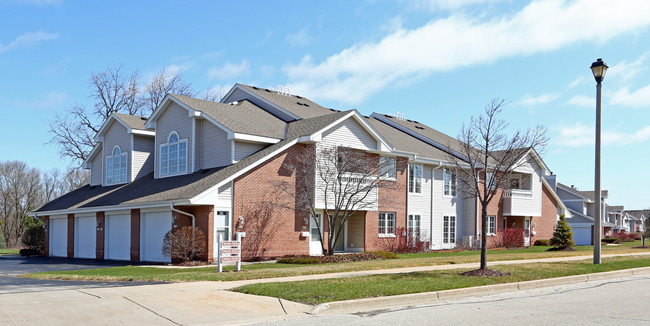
<box><xmin>550</xmin><ymin>214</ymin><xmax>575</xmax><ymax>249</ymax></box>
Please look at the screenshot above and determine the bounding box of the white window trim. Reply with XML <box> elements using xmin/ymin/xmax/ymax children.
<box><xmin>443</xmin><ymin>168</ymin><xmax>457</xmax><ymax>198</ymax></box>
<box><xmin>443</xmin><ymin>215</ymin><xmax>456</xmax><ymax>244</ymax></box>
<box><xmin>106</xmin><ymin>145</ymin><xmax>128</xmax><ymax>185</ymax></box>
<box><xmin>408</xmin><ymin>214</ymin><xmax>422</xmax><ymax>242</ymax></box>
<box><xmin>378</xmin><ymin>212</ymin><xmax>396</xmax><ymax>237</ymax></box>
<box><xmin>487</xmin><ymin>215</ymin><xmax>496</xmax><ymax>236</ymax></box>
<box><xmin>159</xmin><ymin>131</ymin><xmax>188</xmax><ymax>178</ymax></box>
<box><xmin>408</xmin><ymin>163</ymin><xmax>423</xmax><ymax>194</ymax></box>
<box><xmin>379</xmin><ymin>156</ymin><xmax>397</xmax><ymax>181</ymax></box>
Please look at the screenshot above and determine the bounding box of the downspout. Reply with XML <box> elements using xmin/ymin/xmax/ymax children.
<box><xmin>432</xmin><ymin>161</ymin><xmax>443</xmax><ymax>249</ymax></box>
<box><xmin>170</xmin><ymin>203</ymin><xmax>195</xmax><ymax>229</ymax></box>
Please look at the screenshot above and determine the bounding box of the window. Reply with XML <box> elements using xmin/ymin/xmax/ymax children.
<box><xmin>160</xmin><ymin>132</ymin><xmax>188</xmax><ymax>177</ymax></box>
<box><xmin>380</xmin><ymin>156</ymin><xmax>396</xmax><ymax>179</ymax></box>
<box><xmin>488</xmin><ymin>216</ymin><xmax>496</xmax><ymax>235</ymax></box>
<box><xmin>408</xmin><ymin>214</ymin><xmax>421</xmax><ymax>245</ymax></box>
<box><xmin>443</xmin><ymin>215</ymin><xmax>456</xmax><ymax>244</ymax></box>
<box><xmin>378</xmin><ymin>212</ymin><xmax>396</xmax><ymax>236</ymax></box>
<box><xmin>443</xmin><ymin>168</ymin><xmax>457</xmax><ymax>197</ymax></box>
<box><xmin>408</xmin><ymin>163</ymin><xmax>422</xmax><ymax>193</ymax></box>
<box><xmin>215</xmin><ymin>211</ymin><xmax>230</xmax><ymax>241</ymax></box>
<box><xmin>106</xmin><ymin>146</ymin><xmax>127</xmax><ymax>184</ymax></box>
<box><xmin>485</xmin><ymin>171</ymin><xmax>496</xmax><ymax>190</ymax></box>
<box><xmin>508</xmin><ymin>173</ymin><xmax>531</xmax><ymax>190</ymax></box>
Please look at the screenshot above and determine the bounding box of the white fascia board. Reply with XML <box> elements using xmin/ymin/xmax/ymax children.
<box><xmin>222</xmin><ymin>84</ymin><xmax>301</xmax><ymax>121</ymax></box>
<box><xmin>231</xmin><ymin>133</ymin><xmax>281</xmax><ymax>144</ymax></box>
<box><xmin>191</xmin><ymin>138</ymin><xmax>300</xmax><ymax>204</ymax></box>
<box><xmin>82</xmin><ymin>143</ymin><xmax>103</xmax><ymax>169</ymax></box>
<box><xmin>132</xmin><ymin>129</ymin><xmax>155</xmax><ymax>136</ymax></box>
<box><xmin>29</xmin><ymin>200</ymin><xmax>191</xmax><ymax>217</ymax></box>
<box><xmin>558</xmin><ymin>184</ymin><xmax>593</xmax><ymax>202</ymax></box>
<box><xmin>542</xmin><ymin>178</ymin><xmax>572</xmax><ymax>218</ymax></box>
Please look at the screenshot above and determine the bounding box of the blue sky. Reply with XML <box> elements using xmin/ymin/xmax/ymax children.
<box><xmin>1</xmin><ymin>0</ymin><xmax>649</xmax><ymax>209</ymax></box>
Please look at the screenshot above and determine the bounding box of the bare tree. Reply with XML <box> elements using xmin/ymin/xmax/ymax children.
<box><xmin>0</xmin><ymin>161</ymin><xmax>43</xmax><ymax>247</ymax></box>
<box><xmin>275</xmin><ymin>144</ymin><xmax>400</xmax><ymax>255</ymax></box>
<box><xmin>90</xmin><ymin>65</ymin><xmax>142</xmax><ymax>117</ymax></box>
<box><xmin>142</xmin><ymin>68</ymin><xmax>195</xmax><ymax>115</ymax></box>
<box><xmin>446</xmin><ymin>99</ymin><xmax>548</xmax><ymax>273</ymax></box>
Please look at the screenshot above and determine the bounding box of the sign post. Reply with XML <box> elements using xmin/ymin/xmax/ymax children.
<box><xmin>217</xmin><ymin>234</ymin><xmax>242</xmax><ymax>272</ymax></box>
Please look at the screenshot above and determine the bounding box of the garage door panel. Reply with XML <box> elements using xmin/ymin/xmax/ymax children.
<box><xmin>75</xmin><ymin>216</ymin><xmax>96</xmax><ymax>259</ymax></box>
<box><xmin>105</xmin><ymin>214</ymin><xmax>131</xmax><ymax>261</ymax></box>
<box><xmin>141</xmin><ymin>211</ymin><xmax>172</xmax><ymax>262</ymax></box>
<box><xmin>50</xmin><ymin>218</ymin><xmax>67</xmax><ymax>257</ymax></box>
<box><xmin>573</xmin><ymin>227</ymin><xmax>591</xmax><ymax>246</ymax></box>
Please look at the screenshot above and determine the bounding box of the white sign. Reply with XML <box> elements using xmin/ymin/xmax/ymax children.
<box><xmin>221</xmin><ymin>256</ymin><xmax>241</xmax><ymax>262</ymax></box>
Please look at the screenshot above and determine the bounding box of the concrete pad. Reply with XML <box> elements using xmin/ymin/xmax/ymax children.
<box><xmin>437</xmin><ymin>283</ymin><xmax>519</xmax><ymax>300</ymax></box>
<box><xmin>516</xmin><ymin>274</ymin><xmax>588</xmax><ymax>290</ymax></box>
<box><xmin>587</xmin><ymin>269</ymin><xmax>634</xmax><ymax>281</ymax></box>
<box><xmin>312</xmin><ymin>291</ymin><xmax>440</xmax><ymax>315</ymax></box>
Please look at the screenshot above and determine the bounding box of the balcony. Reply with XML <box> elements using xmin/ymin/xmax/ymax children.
<box><xmin>502</xmin><ymin>189</ymin><xmax>538</xmax><ymax>216</ymax></box>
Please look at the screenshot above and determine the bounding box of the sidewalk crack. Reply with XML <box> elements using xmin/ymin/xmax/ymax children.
<box><xmin>123</xmin><ymin>296</ymin><xmax>182</xmax><ymax>325</ymax></box>
<box><xmin>278</xmin><ymin>298</ymin><xmax>288</xmax><ymax>314</ymax></box>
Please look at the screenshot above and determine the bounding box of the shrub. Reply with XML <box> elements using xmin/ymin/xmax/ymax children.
<box><xmin>277</xmin><ymin>256</ymin><xmax>320</xmax><ymax>264</ymax></box>
<box><xmin>500</xmin><ymin>228</ymin><xmax>525</xmax><ymax>248</ymax></box>
<box><xmin>21</xmin><ymin>225</ymin><xmax>45</xmax><ymax>255</ymax></box>
<box><xmin>602</xmin><ymin>238</ymin><xmax>621</xmax><ymax>244</ymax></box>
<box><xmin>612</xmin><ymin>232</ymin><xmax>635</xmax><ymax>242</ymax></box>
<box><xmin>379</xmin><ymin>227</ymin><xmax>429</xmax><ymax>253</ymax></box>
<box><xmin>374</xmin><ymin>250</ymin><xmax>398</xmax><ymax>259</ymax></box>
<box><xmin>162</xmin><ymin>226</ymin><xmax>207</xmax><ymax>263</ymax></box>
<box><xmin>276</xmin><ymin>251</ymin><xmax>398</xmax><ymax>264</ymax></box>
<box><xmin>631</xmin><ymin>232</ymin><xmax>642</xmax><ymax>240</ymax></box>
<box><xmin>550</xmin><ymin>215</ymin><xmax>575</xmax><ymax>249</ymax></box>
<box><xmin>19</xmin><ymin>248</ymin><xmax>41</xmax><ymax>256</ymax></box>
<box><xmin>0</xmin><ymin>230</ymin><xmax>5</xmax><ymax>249</ymax></box>
<box><xmin>534</xmin><ymin>239</ymin><xmax>550</xmax><ymax>246</ymax></box>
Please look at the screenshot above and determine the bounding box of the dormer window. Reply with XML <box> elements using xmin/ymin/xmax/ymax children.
<box><xmin>160</xmin><ymin>132</ymin><xmax>187</xmax><ymax>177</ymax></box>
<box><xmin>106</xmin><ymin>146</ymin><xmax>127</xmax><ymax>185</ymax></box>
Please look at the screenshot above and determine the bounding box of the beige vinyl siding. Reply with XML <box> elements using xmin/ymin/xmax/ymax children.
<box><xmin>432</xmin><ymin>166</ymin><xmax>465</xmax><ymax>249</ymax></box>
<box><xmin>155</xmin><ymin>102</ymin><xmax>193</xmax><ymax>178</ymax></box>
<box><xmin>90</xmin><ymin>151</ymin><xmax>102</xmax><ymax>186</ymax></box>
<box><xmin>408</xmin><ymin>164</ymin><xmax>432</xmax><ymax>246</ymax></box>
<box><xmin>133</xmin><ymin>135</ymin><xmax>154</xmax><ymax>180</ymax></box>
<box><xmin>321</xmin><ymin>118</ymin><xmax>377</xmax><ymax>150</ymax></box>
<box><xmin>200</xmin><ymin>120</ymin><xmax>231</xmax><ymax>169</ymax></box>
<box><xmin>234</xmin><ymin>141</ymin><xmax>266</xmax><ymax>161</ymax></box>
<box><xmin>104</xmin><ymin>121</ymin><xmax>131</xmax><ymax>184</ymax></box>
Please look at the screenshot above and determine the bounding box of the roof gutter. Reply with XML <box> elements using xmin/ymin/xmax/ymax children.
<box><xmin>29</xmin><ymin>200</ymin><xmax>191</xmax><ymax>217</ymax></box>
<box><xmin>170</xmin><ymin>203</ymin><xmax>195</xmax><ymax>229</ymax></box>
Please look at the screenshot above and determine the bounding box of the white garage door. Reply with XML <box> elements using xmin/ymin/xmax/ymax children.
<box><xmin>141</xmin><ymin>211</ymin><xmax>172</xmax><ymax>262</ymax></box>
<box><xmin>75</xmin><ymin>215</ymin><xmax>96</xmax><ymax>259</ymax></box>
<box><xmin>105</xmin><ymin>213</ymin><xmax>131</xmax><ymax>261</ymax></box>
<box><xmin>573</xmin><ymin>226</ymin><xmax>592</xmax><ymax>246</ymax></box>
<box><xmin>49</xmin><ymin>217</ymin><xmax>67</xmax><ymax>257</ymax></box>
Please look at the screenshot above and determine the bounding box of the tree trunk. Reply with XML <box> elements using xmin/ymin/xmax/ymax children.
<box><xmin>480</xmin><ymin>203</ymin><xmax>488</xmax><ymax>269</ymax></box>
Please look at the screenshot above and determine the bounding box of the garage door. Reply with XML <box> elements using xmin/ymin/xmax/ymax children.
<box><xmin>141</xmin><ymin>211</ymin><xmax>172</xmax><ymax>262</ymax></box>
<box><xmin>573</xmin><ymin>226</ymin><xmax>592</xmax><ymax>246</ymax></box>
<box><xmin>49</xmin><ymin>217</ymin><xmax>67</xmax><ymax>257</ymax></box>
<box><xmin>74</xmin><ymin>215</ymin><xmax>96</xmax><ymax>259</ymax></box>
<box><xmin>105</xmin><ymin>213</ymin><xmax>131</xmax><ymax>260</ymax></box>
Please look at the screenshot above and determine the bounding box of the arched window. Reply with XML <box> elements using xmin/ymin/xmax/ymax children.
<box><xmin>106</xmin><ymin>145</ymin><xmax>127</xmax><ymax>184</ymax></box>
<box><xmin>160</xmin><ymin>131</ymin><xmax>187</xmax><ymax>177</ymax></box>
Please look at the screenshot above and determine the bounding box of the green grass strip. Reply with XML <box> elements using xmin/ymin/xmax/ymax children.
<box><xmin>234</xmin><ymin>255</ymin><xmax>650</xmax><ymax>305</ymax></box>
<box><xmin>0</xmin><ymin>249</ymin><xmax>19</xmax><ymax>256</ymax></box>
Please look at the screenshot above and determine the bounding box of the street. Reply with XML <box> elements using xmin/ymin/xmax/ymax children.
<box><xmin>258</xmin><ymin>274</ymin><xmax>650</xmax><ymax>326</ymax></box>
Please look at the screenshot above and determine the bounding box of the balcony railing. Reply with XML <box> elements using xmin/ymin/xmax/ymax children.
<box><xmin>502</xmin><ymin>189</ymin><xmax>533</xmax><ymax>198</ymax></box>
<box><xmin>502</xmin><ymin>189</ymin><xmax>537</xmax><ymax>216</ymax></box>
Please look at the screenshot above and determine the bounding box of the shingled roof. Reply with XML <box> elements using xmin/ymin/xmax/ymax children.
<box><xmin>237</xmin><ymin>84</ymin><xmax>335</xmax><ymax>119</ymax></box>
<box><xmin>366</xmin><ymin>116</ymin><xmax>449</xmax><ymax>161</ymax></box>
<box><xmin>35</xmin><ymin>110</ymin><xmax>351</xmax><ymax>213</ymax></box>
<box><xmin>113</xmin><ymin>113</ymin><xmax>152</xmax><ymax>131</ymax></box>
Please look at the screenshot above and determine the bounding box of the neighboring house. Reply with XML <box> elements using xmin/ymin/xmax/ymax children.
<box><xmin>625</xmin><ymin>209</ymin><xmax>649</xmax><ymax>233</ymax></box>
<box><xmin>32</xmin><ymin>83</ymin><xmax>568</xmax><ymax>263</ymax></box>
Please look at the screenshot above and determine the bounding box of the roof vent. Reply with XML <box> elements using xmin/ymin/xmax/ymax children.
<box><xmin>252</xmin><ymin>86</ymin><xmax>259</xmax><ymax>90</ymax></box>
<box><xmin>229</xmin><ymin>101</ymin><xmax>239</xmax><ymax>105</ymax></box>
<box><xmin>140</xmin><ymin>117</ymin><xmax>147</xmax><ymax>121</ymax></box>
<box><xmin>276</xmin><ymin>85</ymin><xmax>291</xmax><ymax>96</ymax></box>
<box><xmin>415</xmin><ymin>125</ymin><xmax>424</xmax><ymax>130</ymax></box>
<box><xmin>296</xmin><ymin>95</ymin><xmax>303</xmax><ymax>99</ymax></box>
<box><xmin>387</xmin><ymin>112</ymin><xmax>406</xmax><ymax>120</ymax></box>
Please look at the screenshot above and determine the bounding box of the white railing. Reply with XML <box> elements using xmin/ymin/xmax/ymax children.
<box><xmin>502</xmin><ymin>189</ymin><xmax>533</xmax><ymax>198</ymax></box>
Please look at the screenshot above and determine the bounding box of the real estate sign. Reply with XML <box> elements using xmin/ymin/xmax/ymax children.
<box><xmin>217</xmin><ymin>236</ymin><xmax>242</xmax><ymax>272</ymax></box>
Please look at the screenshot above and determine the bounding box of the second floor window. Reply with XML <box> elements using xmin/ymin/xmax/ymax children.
<box><xmin>106</xmin><ymin>146</ymin><xmax>127</xmax><ymax>185</ymax></box>
<box><xmin>488</xmin><ymin>215</ymin><xmax>496</xmax><ymax>235</ymax></box>
<box><xmin>443</xmin><ymin>168</ymin><xmax>457</xmax><ymax>197</ymax></box>
<box><xmin>380</xmin><ymin>157</ymin><xmax>396</xmax><ymax>179</ymax></box>
<box><xmin>161</xmin><ymin>132</ymin><xmax>187</xmax><ymax>177</ymax></box>
<box><xmin>409</xmin><ymin>163</ymin><xmax>422</xmax><ymax>193</ymax></box>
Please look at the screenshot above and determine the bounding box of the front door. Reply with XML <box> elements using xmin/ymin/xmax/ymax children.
<box><xmin>309</xmin><ymin>214</ymin><xmax>323</xmax><ymax>256</ymax></box>
<box><xmin>524</xmin><ymin>217</ymin><xmax>531</xmax><ymax>246</ymax></box>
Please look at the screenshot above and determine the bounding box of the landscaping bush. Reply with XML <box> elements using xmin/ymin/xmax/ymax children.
<box><xmin>21</xmin><ymin>225</ymin><xmax>45</xmax><ymax>255</ymax></box>
<box><xmin>277</xmin><ymin>251</ymin><xmax>398</xmax><ymax>264</ymax></box>
<box><xmin>550</xmin><ymin>215</ymin><xmax>575</xmax><ymax>249</ymax></box>
<box><xmin>632</xmin><ymin>232</ymin><xmax>642</xmax><ymax>240</ymax></box>
<box><xmin>534</xmin><ymin>239</ymin><xmax>550</xmax><ymax>246</ymax></box>
<box><xmin>602</xmin><ymin>238</ymin><xmax>622</xmax><ymax>244</ymax></box>
<box><xmin>612</xmin><ymin>232</ymin><xmax>635</xmax><ymax>242</ymax></box>
<box><xmin>500</xmin><ymin>228</ymin><xmax>525</xmax><ymax>248</ymax></box>
<box><xmin>379</xmin><ymin>227</ymin><xmax>429</xmax><ymax>253</ymax></box>
<box><xmin>162</xmin><ymin>226</ymin><xmax>207</xmax><ymax>263</ymax></box>
<box><xmin>19</xmin><ymin>248</ymin><xmax>41</xmax><ymax>256</ymax></box>
<box><xmin>0</xmin><ymin>230</ymin><xmax>5</xmax><ymax>249</ymax></box>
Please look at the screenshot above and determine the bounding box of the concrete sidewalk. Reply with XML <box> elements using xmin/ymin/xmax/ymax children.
<box><xmin>2</xmin><ymin>252</ymin><xmax>649</xmax><ymax>325</ymax></box>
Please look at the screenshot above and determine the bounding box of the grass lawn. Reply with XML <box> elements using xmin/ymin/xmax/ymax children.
<box><xmin>234</xmin><ymin>255</ymin><xmax>650</xmax><ymax>305</ymax></box>
<box><xmin>22</xmin><ymin>240</ymin><xmax>649</xmax><ymax>283</ymax></box>
<box><xmin>0</xmin><ymin>249</ymin><xmax>19</xmax><ymax>256</ymax></box>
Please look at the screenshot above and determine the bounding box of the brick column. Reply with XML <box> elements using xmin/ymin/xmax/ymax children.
<box><xmin>96</xmin><ymin>212</ymin><xmax>105</xmax><ymax>259</ymax></box>
<box><xmin>130</xmin><ymin>209</ymin><xmax>141</xmax><ymax>261</ymax></box>
<box><xmin>67</xmin><ymin>214</ymin><xmax>74</xmax><ymax>258</ymax></box>
<box><xmin>43</xmin><ymin>216</ymin><xmax>50</xmax><ymax>256</ymax></box>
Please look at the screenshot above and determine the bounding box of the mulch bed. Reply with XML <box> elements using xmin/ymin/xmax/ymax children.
<box><xmin>633</xmin><ymin>246</ymin><xmax>650</xmax><ymax>249</ymax></box>
<box><xmin>546</xmin><ymin>247</ymin><xmax>577</xmax><ymax>251</ymax></box>
<box><xmin>458</xmin><ymin>268</ymin><xmax>511</xmax><ymax>277</ymax></box>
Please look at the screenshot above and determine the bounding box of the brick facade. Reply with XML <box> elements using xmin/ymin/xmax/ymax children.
<box><xmin>43</xmin><ymin>216</ymin><xmax>49</xmax><ymax>256</ymax></box>
<box><xmin>173</xmin><ymin>205</ymin><xmax>214</xmax><ymax>263</ymax></box>
<box><xmin>535</xmin><ymin>185</ymin><xmax>560</xmax><ymax>241</ymax></box>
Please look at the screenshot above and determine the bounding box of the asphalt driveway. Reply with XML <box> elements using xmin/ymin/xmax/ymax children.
<box><xmin>0</xmin><ymin>255</ymin><xmax>160</xmax><ymax>294</ymax></box>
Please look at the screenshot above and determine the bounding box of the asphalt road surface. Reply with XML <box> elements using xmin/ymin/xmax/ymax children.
<box><xmin>259</xmin><ymin>274</ymin><xmax>650</xmax><ymax>325</ymax></box>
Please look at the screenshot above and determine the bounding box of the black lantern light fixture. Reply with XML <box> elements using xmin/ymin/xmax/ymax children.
<box><xmin>590</xmin><ymin>58</ymin><xmax>609</xmax><ymax>84</ymax></box>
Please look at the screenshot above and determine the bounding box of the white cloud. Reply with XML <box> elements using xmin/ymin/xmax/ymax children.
<box><xmin>285</xmin><ymin>0</ymin><xmax>650</xmax><ymax>104</ymax></box>
<box><xmin>607</xmin><ymin>52</ymin><xmax>649</xmax><ymax>83</ymax></box>
<box><xmin>566</xmin><ymin>95</ymin><xmax>592</xmax><ymax>107</ymax></box>
<box><xmin>207</xmin><ymin>60</ymin><xmax>250</xmax><ymax>79</ymax></box>
<box><xmin>165</xmin><ymin>62</ymin><xmax>194</xmax><ymax>75</ymax></box>
<box><xmin>0</xmin><ymin>31</ymin><xmax>59</xmax><ymax>53</ymax></box>
<box><xmin>406</xmin><ymin>0</ymin><xmax>505</xmax><ymax>12</ymax></box>
<box><xmin>567</xmin><ymin>76</ymin><xmax>585</xmax><ymax>88</ymax></box>
<box><xmin>555</xmin><ymin>122</ymin><xmax>650</xmax><ymax>147</ymax></box>
<box><xmin>610</xmin><ymin>84</ymin><xmax>650</xmax><ymax>107</ymax></box>
<box><xmin>286</xmin><ymin>27</ymin><xmax>313</xmax><ymax>47</ymax></box>
<box><xmin>516</xmin><ymin>93</ymin><xmax>559</xmax><ymax>106</ymax></box>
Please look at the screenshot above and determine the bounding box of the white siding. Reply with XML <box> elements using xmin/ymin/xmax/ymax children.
<box><xmin>104</xmin><ymin>121</ymin><xmax>131</xmax><ymax>184</ymax></box>
<box><xmin>155</xmin><ymin>102</ymin><xmax>193</xmax><ymax>178</ymax></box>
<box><xmin>133</xmin><ymin>135</ymin><xmax>154</xmax><ymax>180</ymax></box>
<box><xmin>504</xmin><ymin>157</ymin><xmax>543</xmax><ymax>217</ymax></box>
<box><xmin>200</xmin><ymin>119</ymin><xmax>231</xmax><ymax>169</ymax></box>
<box><xmin>217</xmin><ymin>182</ymin><xmax>232</xmax><ymax>204</ymax></box>
<box><xmin>321</xmin><ymin>118</ymin><xmax>377</xmax><ymax>150</ymax></box>
<box><xmin>90</xmin><ymin>152</ymin><xmax>102</xmax><ymax>186</ymax></box>
<box><xmin>431</xmin><ymin>167</ymin><xmax>465</xmax><ymax>249</ymax></box>
<box><xmin>408</xmin><ymin>164</ymin><xmax>432</xmax><ymax>245</ymax></box>
<box><xmin>234</xmin><ymin>141</ymin><xmax>266</xmax><ymax>161</ymax></box>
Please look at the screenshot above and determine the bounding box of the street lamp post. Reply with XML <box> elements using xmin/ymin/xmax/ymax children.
<box><xmin>590</xmin><ymin>58</ymin><xmax>608</xmax><ymax>264</ymax></box>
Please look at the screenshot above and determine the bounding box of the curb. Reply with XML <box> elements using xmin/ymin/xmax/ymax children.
<box><xmin>310</xmin><ymin>266</ymin><xmax>650</xmax><ymax>315</ymax></box>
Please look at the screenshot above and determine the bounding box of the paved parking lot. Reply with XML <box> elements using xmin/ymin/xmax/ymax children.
<box><xmin>0</xmin><ymin>255</ymin><xmax>158</xmax><ymax>294</ymax></box>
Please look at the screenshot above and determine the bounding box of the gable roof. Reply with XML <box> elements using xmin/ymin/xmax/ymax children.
<box><xmin>556</xmin><ymin>183</ymin><xmax>595</xmax><ymax>202</ymax></box>
<box><xmin>366</xmin><ymin>117</ymin><xmax>449</xmax><ymax>161</ymax></box>
<box><xmin>113</xmin><ymin>113</ymin><xmax>151</xmax><ymax>131</ymax></box>
<box><xmin>169</xmin><ymin>94</ymin><xmax>286</xmax><ymax>139</ymax></box>
<box><xmin>34</xmin><ymin>110</ymin><xmax>352</xmax><ymax>214</ymax></box>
